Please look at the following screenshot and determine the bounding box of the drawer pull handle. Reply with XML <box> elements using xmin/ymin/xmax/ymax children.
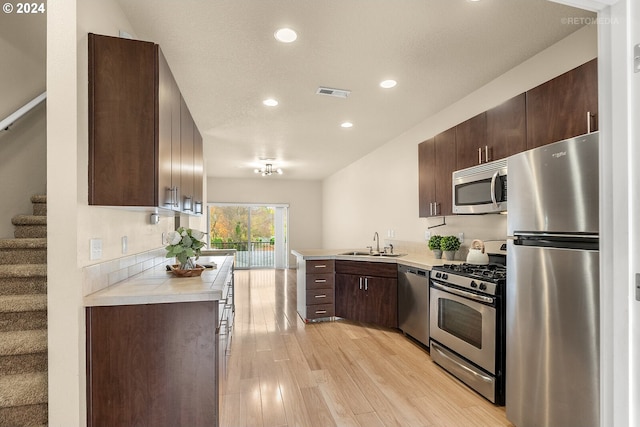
<box><xmin>314</xmin><ymin>294</ymin><xmax>327</xmax><ymax>298</ymax></box>
<box><xmin>315</xmin><ymin>310</ymin><xmax>327</xmax><ymax>314</ymax></box>
<box><xmin>314</xmin><ymin>264</ymin><xmax>327</xmax><ymax>268</ymax></box>
<box><xmin>315</xmin><ymin>279</ymin><xmax>327</xmax><ymax>283</ymax></box>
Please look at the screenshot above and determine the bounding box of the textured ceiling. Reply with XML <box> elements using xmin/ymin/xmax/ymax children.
<box><xmin>117</xmin><ymin>0</ymin><xmax>594</xmax><ymax>180</ymax></box>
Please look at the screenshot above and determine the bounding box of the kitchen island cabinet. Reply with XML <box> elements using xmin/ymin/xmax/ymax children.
<box><xmin>84</xmin><ymin>256</ymin><xmax>234</xmax><ymax>427</ymax></box>
<box><xmin>418</xmin><ymin>127</ymin><xmax>456</xmax><ymax>218</ymax></box>
<box><xmin>335</xmin><ymin>260</ymin><xmax>398</xmax><ymax>328</ymax></box>
<box><xmin>88</xmin><ymin>33</ymin><xmax>203</xmax><ymax>214</ymax></box>
<box><xmin>296</xmin><ymin>258</ymin><xmax>335</xmax><ymax>322</ymax></box>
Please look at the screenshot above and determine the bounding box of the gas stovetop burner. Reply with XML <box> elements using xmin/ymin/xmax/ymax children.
<box><xmin>437</xmin><ymin>263</ymin><xmax>507</xmax><ymax>282</ymax></box>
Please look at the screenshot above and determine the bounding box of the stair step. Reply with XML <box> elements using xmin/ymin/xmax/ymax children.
<box><xmin>0</xmin><ymin>330</ymin><xmax>47</xmax><ymax>357</ymax></box>
<box><xmin>0</xmin><ymin>265</ymin><xmax>47</xmax><ymax>297</ymax></box>
<box><xmin>13</xmin><ymin>227</ymin><xmax>47</xmax><ymax>239</ymax></box>
<box><xmin>11</xmin><ymin>216</ymin><xmax>46</xmax><ymax>227</ymax></box>
<box><xmin>0</xmin><ymin>239</ymin><xmax>47</xmax><ymax>250</ymax></box>
<box><xmin>0</xmin><ymin>295</ymin><xmax>47</xmax><ymax>314</ymax></box>
<box><xmin>0</xmin><ymin>277</ymin><xmax>47</xmax><ymax>297</ymax></box>
<box><xmin>0</xmin><ymin>265</ymin><xmax>46</xmax><ymax>279</ymax></box>
<box><xmin>0</xmin><ymin>372</ymin><xmax>47</xmax><ymax>408</ymax></box>
<box><xmin>0</xmin><ymin>295</ymin><xmax>47</xmax><ymax>333</ymax></box>
<box><xmin>0</xmin><ymin>403</ymin><xmax>47</xmax><ymax>426</ymax></box>
<box><xmin>30</xmin><ymin>195</ymin><xmax>46</xmax><ymax>205</ymax></box>
<box><xmin>0</xmin><ymin>352</ymin><xmax>47</xmax><ymax>376</ymax></box>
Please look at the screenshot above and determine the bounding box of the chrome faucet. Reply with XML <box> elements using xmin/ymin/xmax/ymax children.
<box><xmin>373</xmin><ymin>232</ymin><xmax>380</xmax><ymax>254</ymax></box>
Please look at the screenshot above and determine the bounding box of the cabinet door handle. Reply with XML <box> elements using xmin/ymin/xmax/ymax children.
<box><xmin>478</xmin><ymin>147</ymin><xmax>482</xmax><ymax>164</ymax></box>
<box><xmin>485</xmin><ymin>145</ymin><xmax>489</xmax><ymax>162</ymax></box>
<box><xmin>587</xmin><ymin>111</ymin><xmax>591</xmax><ymax>133</ymax></box>
<box><xmin>429</xmin><ymin>202</ymin><xmax>433</xmax><ymax>216</ymax></box>
<box><xmin>364</xmin><ymin>277</ymin><xmax>369</xmax><ymax>291</ymax></box>
<box><xmin>314</xmin><ymin>264</ymin><xmax>326</xmax><ymax>268</ymax></box>
<box><xmin>314</xmin><ymin>279</ymin><xmax>327</xmax><ymax>283</ymax></box>
<box><xmin>359</xmin><ymin>277</ymin><xmax>363</xmax><ymax>290</ymax></box>
<box><xmin>315</xmin><ymin>310</ymin><xmax>327</xmax><ymax>315</ymax></box>
<box><xmin>314</xmin><ymin>294</ymin><xmax>327</xmax><ymax>298</ymax></box>
<box><xmin>173</xmin><ymin>187</ymin><xmax>179</xmax><ymax>207</ymax></box>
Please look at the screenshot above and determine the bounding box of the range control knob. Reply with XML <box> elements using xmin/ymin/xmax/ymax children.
<box><xmin>435</xmin><ymin>272</ymin><xmax>442</xmax><ymax>278</ymax></box>
<box><xmin>470</xmin><ymin>281</ymin><xmax>478</xmax><ymax>288</ymax></box>
<box><xmin>479</xmin><ymin>283</ymin><xmax>487</xmax><ymax>291</ymax></box>
<box><xmin>442</xmin><ymin>273</ymin><xmax>448</xmax><ymax>280</ymax></box>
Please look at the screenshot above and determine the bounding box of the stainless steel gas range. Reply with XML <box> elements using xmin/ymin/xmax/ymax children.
<box><xmin>429</xmin><ymin>262</ymin><xmax>506</xmax><ymax>405</ymax></box>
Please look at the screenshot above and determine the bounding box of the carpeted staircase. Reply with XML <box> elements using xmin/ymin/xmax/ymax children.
<box><xmin>0</xmin><ymin>195</ymin><xmax>47</xmax><ymax>426</ymax></box>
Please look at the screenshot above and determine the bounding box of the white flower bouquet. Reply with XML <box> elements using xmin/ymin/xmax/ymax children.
<box><xmin>165</xmin><ymin>227</ymin><xmax>206</xmax><ymax>269</ymax></box>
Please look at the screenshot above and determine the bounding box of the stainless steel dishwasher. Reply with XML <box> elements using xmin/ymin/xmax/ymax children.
<box><xmin>397</xmin><ymin>264</ymin><xmax>429</xmax><ymax>347</ymax></box>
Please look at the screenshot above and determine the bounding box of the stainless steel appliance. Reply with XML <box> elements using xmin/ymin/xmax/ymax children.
<box><xmin>506</xmin><ymin>132</ymin><xmax>599</xmax><ymax>427</ymax></box>
<box><xmin>452</xmin><ymin>158</ymin><xmax>507</xmax><ymax>214</ymax></box>
<box><xmin>429</xmin><ymin>262</ymin><xmax>506</xmax><ymax>404</ymax></box>
<box><xmin>398</xmin><ymin>265</ymin><xmax>429</xmax><ymax>347</ymax></box>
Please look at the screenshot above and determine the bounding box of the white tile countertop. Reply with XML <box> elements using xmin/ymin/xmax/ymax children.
<box><xmin>83</xmin><ymin>255</ymin><xmax>234</xmax><ymax>307</ymax></box>
<box><xmin>291</xmin><ymin>249</ymin><xmax>462</xmax><ymax>271</ymax></box>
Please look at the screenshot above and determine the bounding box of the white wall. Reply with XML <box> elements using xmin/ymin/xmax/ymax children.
<box><xmin>323</xmin><ymin>24</ymin><xmax>598</xmax><ymax>253</ymax></box>
<box><xmin>0</xmin><ymin>12</ymin><xmax>46</xmax><ymax>237</ymax></box>
<box><xmin>208</xmin><ymin>177</ymin><xmax>322</xmax><ymax>266</ymax></box>
<box><xmin>48</xmin><ymin>0</ymin><xmax>200</xmax><ymax>424</ymax></box>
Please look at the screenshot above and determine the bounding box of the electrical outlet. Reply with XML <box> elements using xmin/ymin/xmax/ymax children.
<box><xmin>90</xmin><ymin>238</ymin><xmax>102</xmax><ymax>260</ymax></box>
<box><xmin>425</xmin><ymin>231</ymin><xmax>431</xmax><ymax>241</ymax></box>
<box><xmin>458</xmin><ymin>232</ymin><xmax>464</xmax><ymax>243</ymax></box>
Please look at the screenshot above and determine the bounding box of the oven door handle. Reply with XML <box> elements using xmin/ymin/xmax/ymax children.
<box><xmin>490</xmin><ymin>171</ymin><xmax>499</xmax><ymax>207</ymax></box>
<box><xmin>431</xmin><ymin>282</ymin><xmax>494</xmax><ymax>304</ymax></box>
<box><xmin>432</xmin><ymin>343</ymin><xmax>494</xmax><ymax>384</ymax></box>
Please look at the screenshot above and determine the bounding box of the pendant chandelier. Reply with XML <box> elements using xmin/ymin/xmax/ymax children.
<box><xmin>254</xmin><ymin>163</ymin><xmax>283</xmax><ymax>176</ymax></box>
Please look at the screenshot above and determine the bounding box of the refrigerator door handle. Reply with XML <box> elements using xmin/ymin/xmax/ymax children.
<box><xmin>514</xmin><ymin>232</ymin><xmax>599</xmax><ymax>239</ymax></box>
<box><xmin>490</xmin><ymin>171</ymin><xmax>499</xmax><ymax>206</ymax></box>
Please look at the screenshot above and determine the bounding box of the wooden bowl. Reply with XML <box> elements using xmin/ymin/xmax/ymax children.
<box><xmin>169</xmin><ymin>264</ymin><xmax>205</xmax><ymax>277</ymax></box>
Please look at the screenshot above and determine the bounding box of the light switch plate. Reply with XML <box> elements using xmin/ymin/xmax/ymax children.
<box><xmin>121</xmin><ymin>236</ymin><xmax>128</xmax><ymax>254</ymax></box>
<box><xmin>636</xmin><ymin>273</ymin><xmax>640</xmax><ymax>301</ymax></box>
<box><xmin>635</xmin><ymin>44</ymin><xmax>640</xmax><ymax>73</ymax></box>
<box><xmin>425</xmin><ymin>231</ymin><xmax>431</xmax><ymax>241</ymax></box>
<box><xmin>90</xmin><ymin>238</ymin><xmax>102</xmax><ymax>260</ymax></box>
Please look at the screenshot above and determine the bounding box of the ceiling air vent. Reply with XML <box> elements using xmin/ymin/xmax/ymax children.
<box><xmin>316</xmin><ymin>87</ymin><xmax>351</xmax><ymax>99</ymax></box>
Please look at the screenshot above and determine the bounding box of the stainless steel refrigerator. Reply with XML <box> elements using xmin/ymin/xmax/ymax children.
<box><xmin>506</xmin><ymin>132</ymin><xmax>599</xmax><ymax>427</ymax></box>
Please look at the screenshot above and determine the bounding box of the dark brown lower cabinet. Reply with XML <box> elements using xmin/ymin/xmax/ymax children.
<box><xmin>86</xmin><ymin>301</ymin><xmax>218</xmax><ymax>427</ymax></box>
<box><xmin>335</xmin><ymin>261</ymin><xmax>398</xmax><ymax>329</ymax></box>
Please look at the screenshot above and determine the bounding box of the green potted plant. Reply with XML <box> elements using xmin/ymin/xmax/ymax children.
<box><xmin>428</xmin><ymin>235</ymin><xmax>443</xmax><ymax>259</ymax></box>
<box><xmin>440</xmin><ymin>235</ymin><xmax>461</xmax><ymax>261</ymax></box>
<box><xmin>165</xmin><ymin>227</ymin><xmax>206</xmax><ymax>275</ymax></box>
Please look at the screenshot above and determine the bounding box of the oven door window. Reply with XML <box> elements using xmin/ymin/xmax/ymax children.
<box><xmin>430</xmin><ymin>286</ymin><xmax>497</xmax><ymax>374</ymax></box>
<box><xmin>438</xmin><ymin>299</ymin><xmax>482</xmax><ymax>349</ymax></box>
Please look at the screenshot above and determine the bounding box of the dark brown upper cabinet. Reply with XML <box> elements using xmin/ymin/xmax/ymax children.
<box><xmin>455</xmin><ymin>112</ymin><xmax>487</xmax><ymax>170</ymax></box>
<box><xmin>486</xmin><ymin>93</ymin><xmax>527</xmax><ymax>159</ymax></box>
<box><xmin>88</xmin><ymin>33</ymin><xmax>157</xmax><ymax>207</ymax></box>
<box><xmin>526</xmin><ymin>58</ymin><xmax>598</xmax><ymax>149</ymax></box>
<box><xmin>89</xmin><ymin>33</ymin><xmax>204</xmax><ymax>215</ymax></box>
<box><xmin>418</xmin><ymin>127</ymin><xmax>456</xmax><ymax>218</ymax></box>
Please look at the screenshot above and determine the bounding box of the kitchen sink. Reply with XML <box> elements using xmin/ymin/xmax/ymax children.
<box><xmin>338</xmin><ymin>251</ymin><xmax>406</xmax><ymax>257</ymax></box>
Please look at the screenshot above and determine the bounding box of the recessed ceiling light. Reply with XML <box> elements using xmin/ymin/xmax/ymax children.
<box><xmin>380</xmin><ymin>79</ymin><xmax>397</xmax><ymax>89</ymax></box>
<box><xmin>274</xmin><ymin>28</ymin><xmax>297</xmax><ymax>43</ymax></box>
<box><xmin>263</xmin><ymin>98</ymin><xmax>278</xmax><ymax>107</ymax></box>
<box><xmin>341</xmin><ymin>122</ymin><xmax>353</xmax><ymax>128</ymax></box>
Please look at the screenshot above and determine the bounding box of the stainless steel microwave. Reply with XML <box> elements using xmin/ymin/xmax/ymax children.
<box><xmin>452</xmin><ymin>158</ymin><xmax>507</xmax><ymax>214</ymax></box>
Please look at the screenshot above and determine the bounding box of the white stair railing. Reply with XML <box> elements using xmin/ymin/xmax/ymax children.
<box><xmin>0</xmin><ymin>91</ymin><xmax>47</xmax><ymax>132</ymax></box>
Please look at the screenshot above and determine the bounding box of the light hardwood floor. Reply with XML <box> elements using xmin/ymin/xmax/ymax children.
<box><xmin>220</xmin><ymin>269</ymin><xmax>514</xmax><ymax>427</ymax></box>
